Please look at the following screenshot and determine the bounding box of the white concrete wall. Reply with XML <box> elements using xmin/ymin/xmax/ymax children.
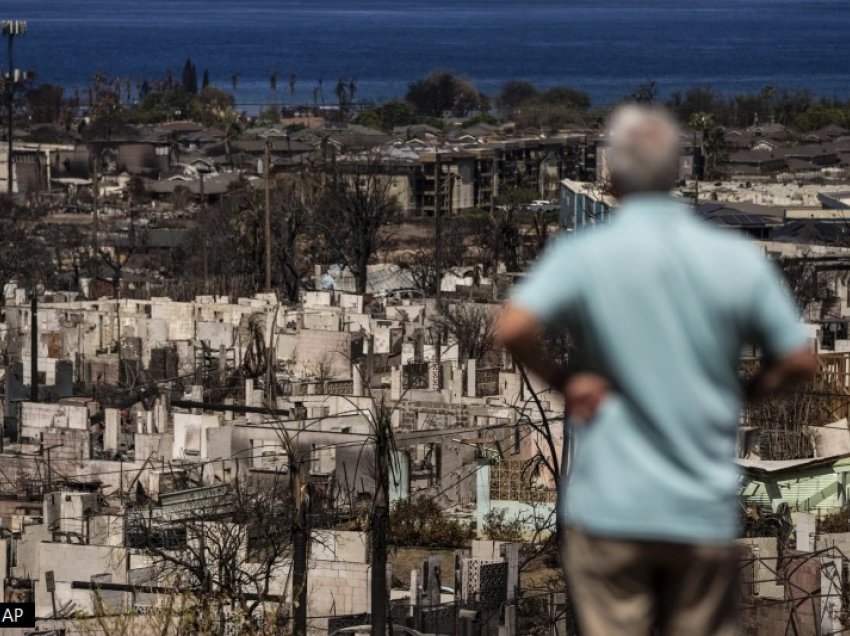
<box><xmin>172</xmin><ymin>413</ymin><xmax>222</xmax><ymax>460</ymax></box>
<box><xmin>295</xmin><ymin>330</ymin><xmax>352</xmax><ymax>379</ymax></box>
<box><xmin>303</xmin><ymin>291</ymin><xmax>333</xmax><ymax>308</ymax></box>
<box><xmin>196</xmin><ymin>321</ymin><xmax>234</xmax><ymax>350</ymax></box>
<box><xmin>302</xmin><ymin>312</ymin><xmax>341</xmax><ymax>331</ymax></box>
<box><xmin>21</xmin><ymin>402</ymin><xmax>88</xmax><ymax>431</ymax></box>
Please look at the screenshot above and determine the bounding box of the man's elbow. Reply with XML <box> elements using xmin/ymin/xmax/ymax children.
<box><xmin>493</xmin><ymin>320</ymin><xmax>523</xmax><ymax>352</ymax></box>
<box><xmin>494</xmin><ymin>306</ymin><xmax>539</xmax><ymax>352</ymax></box>
<box><xmin>792</xmin><ymin>350</ymin><xmax>819</xmax><ymax>381</ymax></box>
<box><xmin>775</xmin><ymin>348</ymin><xmax>818</xmax><ymax>384</ymax></box>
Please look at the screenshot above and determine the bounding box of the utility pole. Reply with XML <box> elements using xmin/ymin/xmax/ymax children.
<box><xmin>92</xmin><ymin>153</ymin><xmax>100</xmax><ymax>247</ymax></box>
<box><xmin>371</xmin><ymin>418</ymin><xmax>390</xmax><ymax>635</ymax></box>
<box><xmin>264</xmin><ymin>139</ymin><xmax>273</xmax><ymax>292</ymax></box>
<box><xmin>40</xmin><ymin>443</ymin><xmax>62</xmax><ymax>493</ymax></box>
<box><xmin>291</xmin><ymin>418</ymin><xmax>308</xmax><ymax>636</ymax></box>
<box><xmin>5</xmin><ymin>35</ymin><xmax>11</xmax><ymax>195</ymax></box>
<box><xmin>29</xmin><ymin>294</ymin><xmax>38</xmax><ymax>401</ymax></box>
<box><xmin>693</xmin><ymin>130</ymin><xmax>700</xmax><ymax>207</ymax></box>
<box><xmin>491</xmin><ymin>154</ymin><xmax>498</xmax><ymax>214</ymax></box>
<box><xmin>45</xmin><ymin>570</ymin><xmax>57</xmax><ymax>619</ymax></box>
<box><xmin>434</xmin><ymin>152</ymin><xmax>442</xmax><ymax>306</ymax></box>
<box><xmin>92</xmin><ymin>152</ymin><xmax>101</xmax><ymax>290</ymax></box>
<box><xmin>2</xmin><ymin>20</ymin><xmax>26</xmax><ymax>196</ymax></box>
<box><xmin>694</xmin><ymin>173</ymin><xmax>700</xmax><ymax>207</ymax></box>
<box><xmin>200</xmin><ymin>172</ymin><xmax>208</xmax><ymax>292</ymax></box>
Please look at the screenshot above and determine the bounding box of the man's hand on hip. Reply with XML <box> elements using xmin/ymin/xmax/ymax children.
<box><xmin>564</xmin><ymin>373</ymin><xmax>612</xmax><ymax>424</ymax></box>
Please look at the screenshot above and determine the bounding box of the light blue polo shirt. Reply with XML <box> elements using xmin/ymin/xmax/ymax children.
<box><xmin>512</xmin><ymin>194</ymin><xmax>807</xmax><ymax>543</ymax></box>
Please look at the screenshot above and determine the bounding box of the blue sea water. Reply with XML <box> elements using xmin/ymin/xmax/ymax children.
<box><xmin>4</xmin><ymin>0</ymin><xmax>850</xmax><ymax>109</ymax></box>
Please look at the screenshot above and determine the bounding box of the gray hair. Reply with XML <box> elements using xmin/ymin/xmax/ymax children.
<box><xmin>606</xmin><ymin>104</ymin><xmax>682</xmax><ymax>196</ymax></box>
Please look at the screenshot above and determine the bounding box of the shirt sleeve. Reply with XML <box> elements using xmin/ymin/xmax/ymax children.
<box><xmin>748</xmin><ymin>258</ymin><xmax>809</xmax><ymax>359</ymax></box>
<box><xmin>510</xmin><ymin>235</ymin><xmax>582</xmax><ymax>324</ymax></box>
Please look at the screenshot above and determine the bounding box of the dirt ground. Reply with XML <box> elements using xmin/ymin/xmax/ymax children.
<box><xmin>389</xmin><ymin>546</ymin><xmax>455</xmax><ymax>588</ymax></box>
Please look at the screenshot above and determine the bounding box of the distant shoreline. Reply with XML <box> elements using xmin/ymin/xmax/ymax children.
<box><xmin>3</xmin><ymin>0</ymin><xmax>849</xmax><ymax>112</ymax></box>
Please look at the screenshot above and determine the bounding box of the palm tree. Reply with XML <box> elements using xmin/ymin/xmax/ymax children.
<box><xmin>167</xmin><ymin>130</ymin><xmax>182</xmax><ymax>164</ymax></box>
<box><xmin>269</xmin><ymin>69</ymin><xmax>279</xmax><ymax>92</ymax></box>
<box><xmin>689</xmin><ymin>112</ymin><xmax>713</xmax><ymax>182</ymax></box>
<box><xmin>289</xmin><ymin>74</ymin><xmax>298</xmax><ymax>97</ymax></box>
<box><xmin>231</xmin><ymin>74</ymin><xmax>239</xmax><ymax>93</ymax></box>
<box><xmin>90</xmin><ymin>72</ymin><xmax>107</xmax><ymax>103</ymax></box>
<box><xmin>688</xmin><ymin>112</ymin><xmax>726</xmax><ymax>181</ymax></box>
<box><xmin>702</xmin><ymin>127</ymin><xmax>728</xmax><ymax>178</ymax></box>
<box><xmin>761</xmin><ymin>86</ymin><xmax>776</xmax><ymax>124</ymax></box>
<box><xmin>222</xmin><ymin>113</ymin><xmax>242</xmax><ymax>166</ymax></box>
<box><xmin>335</xmin><ymin>78</ymin><xmax>348</xmax><ymax>113</ymax></box>
<box><xmin>689</xmin><ymin>112</ymin><xmax>714</xmax><ymax>135</ymax></box>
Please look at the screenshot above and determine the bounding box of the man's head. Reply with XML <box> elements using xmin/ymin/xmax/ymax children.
<box><xmin>606</xmin><ymin>104</ymin><xmax>682</xmax><ymax>198</ymax></box>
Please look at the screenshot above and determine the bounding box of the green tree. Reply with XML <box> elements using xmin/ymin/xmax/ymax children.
<box><xmin>511</xmin><ymin>86</ymin><xmax>592</xmax><ymax>130</ymax></box>
<box><xmin>540</xmin><ymin>86</ymin><xmax>591</xmax><ymax>110</ymax></box>
<box><xmin>377</xmin><ymin>100</ymin><xmax>421</xmax><ymax>130</ymax></box>
<box><xmin>181</xmin><ymin>59</ymin><xmax>198</xmax><ymax>95</ymax></box>
<box><xmin>667</xmin><ymin>86</ymin><xmax>724</xmax><ymax>123</ymax></box>
<box><xmin>794</xmin><ymin>104</ymin><xmax>849</xmax><ymax>132</ymax></box>
<box><xmin>406</xmin><ymin>70</ymin><xmax>486</xmax><ymax>118</ymax></box>
<box><xmin>390</xmin><ymin>497</ymin><xmax>473</xmax><ymax>548</ymax></box>
<box><xmin>497</xmin><ymin>80</ymin><xmax>539</xmax><ymax>117</ymax></box>
<box><xmin>187</xmin><ymin>85</ymin><xmax>238</xmax><ymax>127</ymax></box>
<box><xmin>351</xmin><ymin>109</ymin><xmax>383</xmax><ymax>131</ymax></box>
<box><xmin>353</xmin><ymin>100</ymin><xmax>423</xmax><ymax>132</ymax></box>
<box><xmin>257</xmin><ymin>105</ymin><xmax>281</xmax><ymax>127</ymax></box>
<box><xmin>689</xmin><ymin>112</ymin><xmax>727</xmax><ymax>178</ymax></box>
<box><xmin>24</xmin><ymin>84</ymin><xmax>65</xmax><ymax>124</ymax></box>
<box><xmin>482</xmin><ymin>508</ymin><xmax>523</xmax><ymax>542</ymax></box>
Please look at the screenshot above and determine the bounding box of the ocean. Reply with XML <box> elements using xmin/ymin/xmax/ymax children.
<box><xmin>5</xmin><ymin>0</ymin><xmax>850</xmax><ymax>109</ymax></box>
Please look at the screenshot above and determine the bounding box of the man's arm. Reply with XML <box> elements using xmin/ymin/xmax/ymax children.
<box><xmin>744</xmin><ymin>257</ymin><xmax>818</xmax><ymax>402</ymax></box>
<box><xmin>494</xmin><ymin>304</ymin><xmax>569</xmax><ymax>389</ymax></box>
<box><xmin>495</xmin><ymin>304</ymin><xmax>610</xmax><ymax>423</ymax></box>
<box><xmin>745</xmin><ymin>347</ymin><xmax>818</xmax><ymax>403</ymax></box>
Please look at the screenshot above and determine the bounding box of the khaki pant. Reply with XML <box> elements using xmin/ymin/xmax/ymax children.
<box><xmin>562</xmin><ymin>528</ymin><xmax>738</xmax><ymax>636</ymax></box>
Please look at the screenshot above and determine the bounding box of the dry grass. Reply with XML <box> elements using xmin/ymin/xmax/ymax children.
<box><xmin>389</xmin><ymin>546</ymin><xmax>455</xmax><ymax>588</ymax></box>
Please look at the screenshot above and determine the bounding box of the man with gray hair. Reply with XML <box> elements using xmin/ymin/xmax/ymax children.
<box><xmin>495</xmin><ymin>104</ymin><xmax>816</xmax><ymax>635</ymax></box>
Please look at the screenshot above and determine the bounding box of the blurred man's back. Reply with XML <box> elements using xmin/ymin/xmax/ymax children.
<box><xmin>537</xmin><ymin>195</ymin><xmax>801</xmax><ymax>543</ymax></box>
<box><xmin>496</xmin><ymin>105</ymin><xmax>816</xmax><ymax>636</ymax></box>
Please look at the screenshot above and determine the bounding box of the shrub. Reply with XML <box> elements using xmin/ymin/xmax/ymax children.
<box><xmin>389</xmin><ymin>496</ymin><xmax>474</xmax><ymax>548</ymax></box>
<box><xmin>482</xmin><ymin>508</ymin><xmax>524</xmax><ymax>542</ymax></box>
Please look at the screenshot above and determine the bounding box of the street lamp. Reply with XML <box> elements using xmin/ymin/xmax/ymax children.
<box><xmin>2</xmin><ymin>20</ymin><xmax>27</xmax><ymax>195</ymax></box>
